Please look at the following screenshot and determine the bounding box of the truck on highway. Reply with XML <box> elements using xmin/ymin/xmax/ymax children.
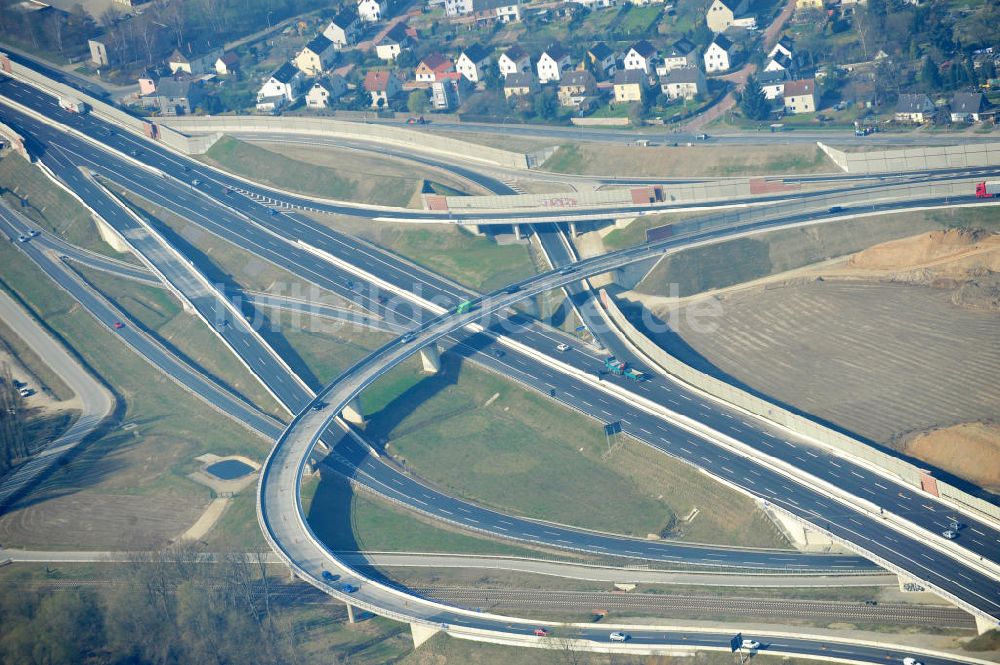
<box><xmin>604</xmin><ymin>356</ymin><xmax>627</xmax><ymax>376</ymax></box>
<box><xmin>58</xmin><ymin>96</ymin><xmax>89</xmax><ymax>113</ymax></box>
<box><xmin>624</xmin><ymin>368</ymin><xmax>645</xmax><ymax>382</ymax></box>
<box><xmin>975</xmin><ymin>181</ymin><xmax>1000</xmax><ymax>198</ymax></box>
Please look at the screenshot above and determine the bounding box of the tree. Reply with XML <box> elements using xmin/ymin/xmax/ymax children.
<box><xmin>920</xmin><ymin>55</ymin><xmax>941</xmax><ymax>91</ymax></box>
<box><xmin>533</xmin><ymin>88</ymin><xmax>557</xmax><ymax>120</ymax></box>
<box><xmin>407</xmin><ymin>89</ymin><xmax>427</xmax><ymax>114</ymax></box>
<box><xmin>739</xmin><ymin>75</ymin><xmax>770</xmax><ymax>120</ymax></box>
<box><xmin>627</xmin><ymin>101</ymin><xmax>645</xmax><ymax>127</ymax></box>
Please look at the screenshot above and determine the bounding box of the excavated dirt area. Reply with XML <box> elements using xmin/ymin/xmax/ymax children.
<box><xmin>637</xmin><ymin>229</ymin><xmax>1000</xmax><ymax>489</ymax></box>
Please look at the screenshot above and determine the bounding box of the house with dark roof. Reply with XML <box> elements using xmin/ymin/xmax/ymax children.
<box><xmin>757</xmin><ymin>68</ymin><xmax>788</xmax><ymax>99</ymax></box>
<box><xmin>768</xmin><ymin>35</ymin><xmax>794</xmax><ymax>61</ymax></box>
<box><xmin>623</xmin><ymin>40</ymin><xmax>657</xmax><ymax>74</ymax></box>
<box><xmin>498</xmin><ymin>45</ymin><xmax>530</xmax><ymax>78</ymax></box>
<box><xmin>375</xmin><ymin>23</ymin><xmax>409</xmax><ymax>61</ymax></box>
<box><xmin>503</xmin><ymin>71</ymin><xmax>538</xmax><ymax>99</ymax></box>
<box><xmin>586</xmin><ymin>42</ymin><xmax>616</xmax><ymax>78</ymax></box>
<box><xmin>704</xmin><ymin>35</ymin><xmax>734</xmax><ymax>73</ymax></box>
<box><xmin>659</xmin><ymin>38</ymin><xmax>697</xmax><ymax>74</ymax></box>
<box><xmin>306</xmin><ymin>76</ymin><xmax>348</xmax><ymax>109</ymax></box>
<box><xmin>661</xmin><ymin>66</ymin><xmax>706</xmax><ymax>100</ymax></box>
<box><xmin>168</xmin><ymin>43</ymin><xmax>223</xmax><ymax>75</ymax></box>
<box><xmin>613</xmin><ymin>69</ymin><xmax>649</xmax><ymax>103</ymax></box>
<box><xmin>557</xmin><ymin>70</ymin><xmax>597</xmax><ymax>107</ymax></box>
<box><xmin>214</xmin><ymin>53</ymin><xmax>239</xmax><ymax>76</ymax></box>
<box><xmin>294</xmin><ymin>34</ymin><xmax>337</xmax><ymax>76</ymax></box>
<box><xmin>256</xmin><ymin>62</ymin><xmax>303</xmax><ymax>110</ymax></box>
<box><xmin>950</xmin><ymin>92</ymin><xmax>986</xmax><ymax>122</ymax></box>
<box><xmin>764</xmin><ymin>51</ymin><xmax>794</xmax><ymax>74</ymax></box>
<box><xmin>537</xmin><ymin>44</ymin><xmax>571</xmax><ymax>82</ymax></box>
<box><xmin>894</xmin><ymin>93</ymin><xmax>935</xmax><ymax>123</ymax></box>
<box><xmin>456</xmin><ymin>44</ymin><xmax>492</xmax><ymax>83</ymax></box>
<box><xmin>141</xmin><ymin>77</ymin><xmax>202</xmax><ymax>116</ymax></box>
<box><xmin>323</xmin><ymin>9</ymin><xmax>361</xmax><ymax>48</ymax></box>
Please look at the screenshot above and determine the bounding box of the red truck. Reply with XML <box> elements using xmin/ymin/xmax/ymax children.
<box><xmin>975</xmin><ymin>181</ymin><xmax>1000</xmax><ymax>198</ymax></box>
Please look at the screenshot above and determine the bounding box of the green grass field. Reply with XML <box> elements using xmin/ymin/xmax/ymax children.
<box><xmin>314</xmin><ymin>215</ymin><xmax>538</xmax><ymax>294</ymax></box>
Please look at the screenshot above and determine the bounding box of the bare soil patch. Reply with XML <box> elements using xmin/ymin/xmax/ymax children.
<box><xmin>903</xmin><ymin>423</ymin><xmax>1000</xmax><ymax>493</ymax></box>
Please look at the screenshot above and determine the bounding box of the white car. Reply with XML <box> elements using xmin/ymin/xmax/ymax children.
<box><xmin>941</xmin><ymin>530</ymin><xmax>958</xmax><ymax>540</ymax></box>
<box><xmin>609</xmin><ymin>632</ymin><xmax>629</xmax><ymax>642</ymax></box>
<box><xmin>742</xmin><ymin>640</ymin><xmax>761</xmax><ymax>650</ymax></box>
<box><xmin>903</xmin><ymin>658</ymin><xmax>923</xmax><ymax>665</ymax></box>
<box><xmin>556</xmin><ymin>343</ymin><xmax>570</xmax><ymax>352</ymax></box>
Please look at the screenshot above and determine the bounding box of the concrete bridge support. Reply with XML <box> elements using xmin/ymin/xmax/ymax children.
<box><xmin>569</xmin><ymin>221</ymin><xmax>578</xmax><ymax>237</ymax></box>
<box><xmin>410</xmin><ymin>623</ymin><xmax>441</xmax><ymax>648</ymax></box>
<box><xmin>345</xmin><ymin>603</ymin><xmax>356</xmax><ymax>624</ymax></box>
<box><xmin>975</xmin><ymin>614</ymin><xmax>998</xmax><ymax>635</ymax></box>
<box><xmin>341</xmin><ymin>397</ymin><xmax>365</xmax><ymax>426</ymax></box>
<box><xmin>92</xmin><ymin>213</ymin><xmax>132</xmax><ymax>254</ymax></box>
<box><xmin>419</xmin><ymin>345</ymin><xmax>441</xmax><ymax>374</ymax></box>
<box><xmin>512</xmin><ymin>224</ymin><xmax>524</xmax><ymax>240</ymax></box>
<box><xmin>763</xmin><ymin>504</ymin><xmax>836</xmax><ymax>552</ymax></box>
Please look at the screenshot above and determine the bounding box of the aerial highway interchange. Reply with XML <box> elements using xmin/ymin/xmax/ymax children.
<box><xmin>0</xmin><ymin>57</ymin><xmax>998</xmax><ymax>663</ymax></box>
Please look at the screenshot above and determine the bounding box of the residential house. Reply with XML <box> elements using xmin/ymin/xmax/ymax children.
<box><xmin>704</xmin><ymin>36</ymin><xmax>734</xmax><ymax>73</ymax></box>
<box><xmin>364</xmin><ymin>70</ymin><xmax>401</xmax><ymax>107</ymax></box>
<box><xmin>503</xmin><ymin>71</ymin><xmax>537</xmax><ymax>99</ymax></box>
<box><xmin>893</xmin><ymin>93</ymin><xmax>935</xmax><ymax>123</ymax></box>
<box><xmin>586</xmin><ymin>42</ymin><xmax>616</xmax><ymax>79</ymax></box>
<box><xmin>168</xmin><ymin>44</ymin><xmax>223</xmax><ymax>76</ymax></box>
<box><xmin>757</xmin><ymin>68</ymin><xmax>787</xmax><ymax>100</ymax></box>
<box><xmin>795</xmin><ymin>0</ymin><xmax>824</xmax><ymax>9</ymax></box>
<box><xmin>294</xmin><ymin>34</ymin><xmax>337</xmax><ymax>76</ymax></box>
<box><xmin>658</xmin><ymin>38</ymin><xmax>697</xmax><ymax>75</ymax></box>
<box><xmin>305</xmin><ymin>76</ymin><xmax>348</xmax><ymax>109</ymax></box>
<box><xmin>557</xmin><ymin>70</ymin><xmax>597</xmax><ymax>107</ymax></box>
<box><xmin>498</xmin><ymin>45</ymin><xmax>530</xmax><ymax>78</ymax></box>
<box><xmin>706</xmin><ymin>0</ymin><xmax>749</xmax><ymax>33</ymax></box>
<box><xmin>324</xmin><ymin>9</ymin><xmax>362</xmax><ymax>48</ymax></box>
<box><xmin>613</xmin><ymin>69</ymin><xmax>648</xmax><ymax>103</ymax></box>
<box><xmin>357</xmin><ymin>0</ymin><xmax>385</xmax><ymax>22</ymax></box>
<box><xmin>661</xmin><ymin>66</ymin><xmax>705</xmax><ymax>100</ymax></box>
<box><xmin>447</xmin><ymin>0</ymin><xmax>522</xmax><ymax>21</ymax></box>
<box><xmin>215</xmin><ymin>53</ymin><xmax>239</xmax><ymax>76</ymax></box>
<box><xmin>375</xmin><ymin>23</ymin><xmax>409</xmax><ymax>61</ymax></box>
<box><xmin>138</xmin><ymin>69</ymin><xmax>159</xmax><ymax>96</ymax></box>
<box><xmin>950</xmin><ymin>92</ymin><xmax>986</xmax><ymax>122</ymax></box>
<box><xmin>142</xmin><ymin>77</ymin><xmax>202</xmax><ymax>116</ymax></box>
<box><xmin>256</xmin><ymin>62</ymin><xmax>303</xmax><ymax>107</ymax></box>
<box><xmin>623</xmin><ymin>40</ymin><xmax>657</xmax><ymax>74</ymax></box>
<box><xmin>768</xmin><ymin>36</ymin><xmax>794</xmax><ymax>61</ymax></box>
<box><xmin>782</xmin><ymin>78</ymin><xmax>816</xmax><ymax>114</ymax></box>
<box><xmin>537</xmin><ymin>44</ymin><xmax>571</xmax><ymax>83</ymax></box>
<box><xmin>456</xmin><ymin>44</ymin><xmax>492</xmax><ymax>83</ymax></box>
<box><xmin>764</xmin><ymin>51</ymin><xmax>794</xmax><ymax>74</ymax></box>
<box><xmin>415</xmin><ymin>53</ymin><xmax>455</xmax><ymax>83</ymax></box>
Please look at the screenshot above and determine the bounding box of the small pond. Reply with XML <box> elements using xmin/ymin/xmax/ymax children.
<box><xmin>205</xmin><ymin>459</ymin><xmax>254</xmax><ymax>481</ymax></box>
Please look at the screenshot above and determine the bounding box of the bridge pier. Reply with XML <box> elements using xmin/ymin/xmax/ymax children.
<box><xmin>512</xmin><ymin>224</ymin><xmax>524</xmax><ymax>240</ymax></box>
<box><xmin>762</xmin><ymin>504</ymin><xmax>836</xmax><ymax>552</ymax></box>
<box><xmin>975</xmin><ymin>614</ymin><xmax>998</xmax><ymax>635</ymax></box>
<box><xmin>341</xmin><ymin>397</ymin><xmax>365</xmax><ymax>426</ymax></box>
<box><xmin>568</xmin><ymin>221</ymin><xmax>578</xmax><ymax>237</ymax></box>
<box><xmin>419</xmin><ymin>345</ymin><xmax>441</xmax><ymax>374</ymax></box>
<box><xmin>92</xmin><ymin>213</ymin><xmax>132</xmax><ymax>254</ymax></box>
<box><xmin>466</xmin><ymin>224</ymin><xmax>485</xmax><ymax>236</ymax></box>
<box><xmin>345</xmin><ymin>603</ymin><xmax>356</xmax><ymax>624</ymax></box>
<box><xmin>410</xmin><ymin>623</ymin><xmax>441</xmax><ymax>648</ymax></box>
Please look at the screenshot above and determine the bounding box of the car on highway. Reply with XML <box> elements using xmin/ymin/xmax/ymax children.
<box><xmin>493</xmin><ymin>348</ymin><xmax>505</xmax><ymax>358</ymax></box>
<box><xmin>533</xmin><ymin>628</ymin><xmax>549</xmax><ymax>637</ymax></box>
<box><xmin>696</xmin><ymin>133</ymin><xmax>709</xmax><ymax>140</ymax></box>
<box><xmin>942</xmin><ymin>529</ymin><xmax>958</xmax><ymax>539</ymax></box>
<box><xmin>903</xmin><ymin>658</ymin><xmax>923</xmax><ymax>665</ymax></box>
<box><xmin>504</xmin><ymin>285</ymin><xmax>521</xmax><ymax>294</ymax></box>
<box><xmin>191</xmin><ymin>179</ymin><xmax>201</xmax><ymax>186</ymax></box>
<box><xmin>17</xmin><ymin>234</ymin><xmax>27</xmax><ymax>242</ymax></box>
<box><xmin>400</xmin><ymin>332</ymin><xmax>416</xmax><ymax>343</ymax></box>
<box><xmin>18</xmin><ymin>387</ymin><xmax>34</xmax><ymax>397</ymax></box>
<box><xmin>339</xmin><ymin>583</ymin><xmax>358</xmax><ymax>593</ymax></box>
<box><xmin>556</xmin><ymin>343</ymin><xmax>570</xmax><ymax>352</ymax></box>
<box><xmin>558</xmin><ymin>266</ymin><xmax>576</xmax><ymax>275</ymax></box>
<box><xmin>741</xmin><ymin>639</ymin><xmax>761</xmax><ymax>650</ymax></box>
<box><xmin>609</xmin><ymin>632</ymin><xmax>629</xmax><ymax>642</ymax></box>
<box><xmin>311</xmin><ymin>402</ymin><xmax>327</xmax><ymax>412</ymax></box>
<box><xmin>827</xmin><ymin>206</ymin><xmax>845</xmax><ymax>213</ymax></box>
<box><xmin>321</xmin><ymin>570</ymin><xmax>339</xmax><ymax>582</ymax></box>
<box><xmin>113</xmin><ymin>321</ymin><xmax>125</xmax><ymax>330</ymax></box>
<box><xmin>29</xmin><ymin>230</ymin><xmax>39</xmax><ymax>238</ymax></box>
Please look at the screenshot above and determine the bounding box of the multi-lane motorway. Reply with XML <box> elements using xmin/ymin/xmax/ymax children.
<box><xmin>2</xmin><ymin>64</ymin><xmax>999</xmax><ymax>660</ymax></box>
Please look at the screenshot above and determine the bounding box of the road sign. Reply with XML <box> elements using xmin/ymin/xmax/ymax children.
<box><xmin>731</xmin><ymin>633</ymin><xmax>743</xmax><ymax>653</ymax></box>
<box><xmin>604</xmin><ymin>421</ymin><xmax>621</xmax><ymax>436</ymax></box>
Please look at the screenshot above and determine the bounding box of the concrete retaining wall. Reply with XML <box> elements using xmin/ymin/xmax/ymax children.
<box><xmin>0</xmin><ymin>120</ymin><xmax>30</xmax><ymax>160</ymax></box>
<box><xmin>445</xmin><ymin>180</ymin><xmax>753</xmax><ymax>210</ymax></box>
<box><xmin>571</xmin><ymin>117</ymin><xmax>630</xmax><ymax>126</ymax></box>
<box><xmin>818</xmin><ymin>141</ymin><xmax>1000</xmax><ymax>174</ymax></box>
<box><xmin>599</xmin><ymin>289</ymin><xmax>1000</xmax><ymax>522</ymax></box>
<box><xmin>160</xmin><ymin>116</ymin><xmax>530</xmax><ymax>169</ymax></box>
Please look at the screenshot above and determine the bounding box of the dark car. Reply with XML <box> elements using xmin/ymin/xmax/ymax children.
<box><xmin>339</xmin><ymin>583</ymin><xmax>358</xmax><ymax>593</ymax></box>
<box><xmin>113</xmin><ymin>321</ymin><xmax>125</xmax><ymax>330</ymax></box>
<box><xmin>827</xmin><ymin>206</ymin><xmax>844</xmax><ymax>213</ymax></box>
<box><xmin>493</xmin><ymin>348</ymin><xmax>505</xmax><ymax>358</ymax></box>
<box><xmin>321</xmin><ymin>570</ymin><xmax>339</xmax><ymax>582</ymax></box>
